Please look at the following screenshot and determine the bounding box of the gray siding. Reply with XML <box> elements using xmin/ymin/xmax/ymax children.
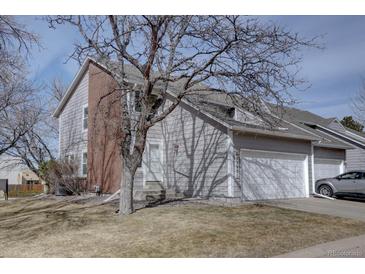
<box><xmin>232</xmin><ymin>133</ymin><xmax>313</xmax><ymax>197</ymax></box>
<box><xmin>233</xmin><ymin>133</ymin><xmax>312</xmax><ymax>154</ymax></box>
<box><xmin>346</xmin><ymin>148</ymin><xmax>365</xmax><ymax>171</ymax></box>
<box><xmin>59</xmin><ymin>70</ymin><xmax>89</xmax><ymax>176</ymax></box>
<box><xmin>133</xmin><ymin>102</ymin><xmax>230</xmax><ymax>198</ymax></box>
<box><xmin>328</xmin><ymin>120</ymin><xmax>346</xmax><ymax>133</ymax></box>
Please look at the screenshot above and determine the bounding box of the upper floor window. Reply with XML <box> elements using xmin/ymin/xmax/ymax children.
<box><xmin>134</xmin><ymin>91</ymin><xmax>142</xmax><ymax>112</ymax></box>
<box><xmin>82</xmin><ymin>151</ymin><xmax>88</xmax><ymax>176</ymax></box>
<box><xmin>82</xmin><ymin>105</ymin><xmax>88</xmax><ymax>131</ymax></box>
<box><xmin>65</xmin><ymin>154</ymin><xmax>75</xmax><ymax>164</ymax></box>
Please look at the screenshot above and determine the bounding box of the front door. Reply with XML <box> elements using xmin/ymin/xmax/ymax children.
<box><xmin>146</xmin><ymin>143</ymin><xmax>163</xmax><ymax>182</ymax></box>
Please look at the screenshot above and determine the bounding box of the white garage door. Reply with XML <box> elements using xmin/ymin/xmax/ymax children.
<box><xmin>314</xmin><ymin>158</ymin><xmax>343</xmax><ymax>181</ymax></box>
<box><xmin>240</xmin><ymin>150</ymin><xmax>308</xmax><ymax>200</ymax></box>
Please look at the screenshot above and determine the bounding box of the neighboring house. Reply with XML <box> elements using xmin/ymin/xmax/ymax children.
<box><xmin>53</xmin><ymin>58</ymin><xmax>353</xmax><ymax>201</ymax></box>
<box><xmin>0</xmin><ymin>155</ymin><xmax>40</xmax><ymax>185</ymax></box>
<box><xmin>280</xmin><ymin>108</ymin><xmax>365</xmax><ymax>173</ymax></box>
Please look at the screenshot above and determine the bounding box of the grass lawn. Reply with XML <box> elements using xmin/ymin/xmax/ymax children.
<box><xmin>1</xmin><ymin>197</ymin><xmax>365</xmax><ymax>257</ymax></box>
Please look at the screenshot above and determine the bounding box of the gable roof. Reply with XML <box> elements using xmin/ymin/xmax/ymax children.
<box><xmin>53</xmin><ymin>57</ymin><xmax>191</xmax><ymax>118</ymax></box>
<box><xmin>278</xmin><ymin>106</ymin><xmax>359</xmax><ymax>149</ymax></box>
<box><xmin>53</xmin><ymin>58</ymin><xmax>91</xmax><ymax>118</ymax></box>
<box><xmin>54</xmin><ymin>58</ymin><xmax>335</xmax><ymax>143</ymax></box>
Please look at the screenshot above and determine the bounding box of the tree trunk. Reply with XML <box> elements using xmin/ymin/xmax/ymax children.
<box><xmin>119</xmin><ymin>156</ymin><xmax>135</xmax><ymax>215</ymax></box>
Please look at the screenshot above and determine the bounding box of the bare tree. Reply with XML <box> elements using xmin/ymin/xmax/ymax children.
<box><xmin>0</xmin><ymin>16</ymin><xmax>39</xmax><ymax>156</ymax></box>
<box><xmin>0</xmin><ymin>15</ymin><xmax>38</xmax><ymax>83</ymax></box>
<box><xmin>5</xmin><ymin>78</ymin><xmax>66</xmax><ymax>177</ymax></box>
<box><xmin>47</xmin><ymin>15</ymin><xmax>318</xmax><ymax>214</ymax></box>
<box><xmin>49</xmin><ymin>77</ymin><xmax>67</xmax><ymax>103</ymax></box>
<box><xmin>0</xmin><ymin>74</ymin><xmax>38</xmax><ymax>155</ymax></box>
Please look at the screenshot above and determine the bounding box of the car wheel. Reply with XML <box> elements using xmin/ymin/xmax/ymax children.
<box><xmin>318</xmin><ymin>184</ymin><xmax>333</xmax><ymax>197</ymax></box>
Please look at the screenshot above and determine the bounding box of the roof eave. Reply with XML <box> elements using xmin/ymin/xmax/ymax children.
<box><xmin>231</xmin><ymin>126</ymin><xmax>319</xmax><ymax>141</ymax></box>
<box><xmin>315</xmin><ymin>125</ymin><xmax>365</xmax><ymax>148</ymax></box>
<box><xmin>53</xmin><ymin>57</ymin><xmax>93</xmax><ymax>118</ymax></box>
<box><xmin>313</xmin><ymin>142</ymin><xmax>355</xmax><ymax>150</ymax></box>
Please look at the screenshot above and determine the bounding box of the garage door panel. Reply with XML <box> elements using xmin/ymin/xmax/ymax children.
<box><xmin>314</xmin><ymin>158</ymin><xmax>342</xmax><ymax>181</ymax></box>
<box><xmin>241</xmin><ymin>150</ymin><xmax>307</xmax><ymax>200</ymax></box>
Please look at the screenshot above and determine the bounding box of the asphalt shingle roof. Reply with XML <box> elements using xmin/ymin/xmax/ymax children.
<box><xmin>55</xmin><ymin>58</ymin><xmax>358</xmax><ymax>148</ymax></box>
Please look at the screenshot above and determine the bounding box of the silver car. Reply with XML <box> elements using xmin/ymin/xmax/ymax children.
<box><xmin>315</xmin><ymin>170</ymin><xmax>365</xmax><ymax>198</ymax></box>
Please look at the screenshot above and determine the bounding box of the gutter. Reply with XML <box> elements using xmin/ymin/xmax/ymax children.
<box><xmin>315</xmin><ymin>125</ymin><xmax>365</xmax><ymax>149</ymax></box>
<box><xmin>231</xmin><ymin>125</ymin><xmax>318</xmax><ymax>141</ymax></box>
<box><xmin>312</xmin><ymin>141</ymin><xmax>354</xmax><ymax>150</ymax></box>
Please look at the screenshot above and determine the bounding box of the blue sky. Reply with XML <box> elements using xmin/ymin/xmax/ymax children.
<box><xmin>18</xmin><ymin>16</ymin><xmax>365</xmax><ymax>120</ymax></box>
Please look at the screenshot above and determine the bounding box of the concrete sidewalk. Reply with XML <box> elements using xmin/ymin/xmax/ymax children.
<box><xmin>275</xmin><ymin>234</ymin><xmax>365</xmax><ymax>258</ymax></box>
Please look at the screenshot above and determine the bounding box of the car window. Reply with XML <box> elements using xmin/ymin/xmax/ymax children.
<box><xmin>338</xmin><ymin>172</ymin><xmax>357</xmax><ymax>179</ymax></box>
<box><xmin>355</xmin><ymin>173</ymin><xmax>362</xmax><ymax>179</ymax></box>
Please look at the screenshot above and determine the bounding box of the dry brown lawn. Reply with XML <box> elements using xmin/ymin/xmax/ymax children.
<box><xmin>1</xmin><ymin>197</ymin><xmax>365</xmax><ymax>257</ymax></box>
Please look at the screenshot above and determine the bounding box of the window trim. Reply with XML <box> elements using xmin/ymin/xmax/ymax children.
<box><xmin>82</xmin><ymin>104</ymin><xmax>88</xmax><ymax>132</ymax></box>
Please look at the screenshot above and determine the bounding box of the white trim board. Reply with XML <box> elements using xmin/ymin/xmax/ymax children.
<box><xmin>227</xmin><ymin>130</ymin><xmax>234</xmax><ymax>197</ymax></box>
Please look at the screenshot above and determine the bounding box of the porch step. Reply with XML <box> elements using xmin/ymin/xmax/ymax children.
<box><xmin>165</xmin><ymin>189</ymin><xmax>184</xmax><ymax>199</ymax></box>
<box><xmin>144</xmin><ymin>181</ymin><xmax>163</xmax><ymax>190</ymax></box>
<box><xmin>134</xmin><ymin>189</ymin><xmax>165</xmax><ymax>201</ymax></box>
<box><xmin>134</xmin><ymin>188</ymin><xmax>184</xmax><ymax>201</ymax></box>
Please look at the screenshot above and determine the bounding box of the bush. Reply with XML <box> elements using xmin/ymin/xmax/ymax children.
<box><xmin>39</xmin><ymin>159</ymin><xmax>87</xmax><ymax>195</ymax></box>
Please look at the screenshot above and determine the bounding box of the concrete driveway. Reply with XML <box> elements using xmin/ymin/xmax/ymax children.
<box><xmin>262</xmin><ymin>197</ymin><xmax>365</xmax><ymax>222</ymax></box>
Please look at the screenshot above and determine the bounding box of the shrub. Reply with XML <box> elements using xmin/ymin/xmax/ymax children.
<box><xmin>39</xmin><ymin>159</ymin><xmax>87</xmax><ymax>195</ymax></box>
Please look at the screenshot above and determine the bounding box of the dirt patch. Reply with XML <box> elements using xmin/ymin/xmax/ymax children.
<box><xmin>1</xmin><ymin>197</ymin><xmax>365</xmax><ymax>257</ymax></box>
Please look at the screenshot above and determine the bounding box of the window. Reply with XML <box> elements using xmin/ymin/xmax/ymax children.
<box><xmin>228</xmin><ymin>108</ymin><xmax>235</xmax><ymax>119</ymax></box>
<box><xmin>82</xmin><ymin>105</ymin><xmax>88</xmax><ymax>130</ymax></box>
<box><xmin>65</xmin><ymin>154</ymin><xmax>75</xmax><ymax>164</ymax></box>
<box><xmin>134</xmin><ymin>91</ymin><xmax>141</xmax><ymax>112</ymax></box>
<box><xmin>233</xmin><ymin>151</ymin><xmax>240</xmax><ymax>181</ymax></box>
<box><xmin>82</xmin><ymin>152</ymin><xmax>88</xmax><ymax>176</ymax></box>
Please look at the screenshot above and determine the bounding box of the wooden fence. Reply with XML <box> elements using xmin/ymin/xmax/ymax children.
<box><xmin>8</xmin><ymin>184</ymin><xmax>44</xmax><ymax>197</ymax></box>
